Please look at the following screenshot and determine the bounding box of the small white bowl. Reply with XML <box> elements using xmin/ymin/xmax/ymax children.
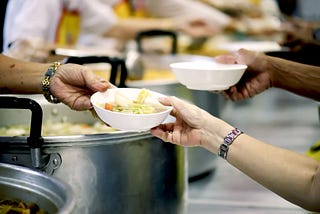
<box><xmin>170</xmin><ymin>61</ymin><xmax>247</xmax><ymax>91</ymax></box>
<box><xmin>90</xmin><ymin>88</ymin><xmax>173</xmax><ymax>131</ymax></box>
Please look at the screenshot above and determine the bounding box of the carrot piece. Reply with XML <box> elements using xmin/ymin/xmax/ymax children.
<box><xmin>104</xmin><ymin>103</ymin><xmax>113</xmax><ymax>111</ymax></box>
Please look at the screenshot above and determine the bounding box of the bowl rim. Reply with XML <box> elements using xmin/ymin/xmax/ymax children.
<box><xmin>170</xmin><ymin>61</ymin><xmax>247</xmax><ymax>71</ymax></box>
<box><xmin>90</xmin><ymin>88</ymin><xmax>173</xmax><ymax>117</ymax></box>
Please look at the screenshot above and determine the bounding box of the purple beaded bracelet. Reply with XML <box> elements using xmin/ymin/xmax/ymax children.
<box><xmin>218</xmin><ymin>128</ymin><xmax>243</xmax><ymax>159</ymax></box>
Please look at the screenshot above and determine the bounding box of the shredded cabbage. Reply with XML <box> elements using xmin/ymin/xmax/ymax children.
<box><xmin>106</xmin><ymin>89</ymin><xmax>166</xmax><ymax>114</ymax></box>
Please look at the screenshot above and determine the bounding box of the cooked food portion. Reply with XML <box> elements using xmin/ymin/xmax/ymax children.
<box><xmin>101</xmin><ymin>88</ymin><xmax>167</xmax><ymax>114</ymax></box>
<box><xmin>0</xmin><ymin>121</ymin><xmax>117</xmax><ymax>137</ymax></box>
<box><xmin>0</xmin><ymin>199</ymin><xmax>47</xmax><ymax>214</ymax></box>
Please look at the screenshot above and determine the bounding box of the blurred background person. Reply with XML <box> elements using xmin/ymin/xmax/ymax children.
<box><xmin>266</xmin><ymin>0</ymin><xmax>320</xmax><ymax>66</ymax></box>
<box><xmin>198</xmin><ymin>0</ymin><xmax>281</xmax><ymax>35</ymax></box>
<box><xmin>2</xmin><ymin>0</ymin><xmax>231</xmax><ymax>62</ymax></box>
<box><xmin>176</xmin><ymin>0</ymin><xmax>283</xmax><ymax>56</ymax></box>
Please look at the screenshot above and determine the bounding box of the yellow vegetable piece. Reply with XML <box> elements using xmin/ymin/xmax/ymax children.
<box><xmin>306</xmin><ymin>140</ymin><xmax>320</xmax><ymax>161</ymax></box>
<box><xmin>135</xmin><ymin>88</ymin><xmax>151</xmax><ymax>104</ymax></box>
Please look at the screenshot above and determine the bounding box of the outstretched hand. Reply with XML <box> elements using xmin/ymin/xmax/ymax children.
<box><xmin>50</xmin><ymin>63</ymin><xmax>114</xmax><ymax>110</ymax></box>
<box><xmin>151</xmin><ymin>96</ymin><xmax>207</xmax><ymax>147</ymax></box>
<box><xmin>176</xmin><ymin>18</ymin><xmax>223</xmax><ymax>38</ymax></box>
<box><xmin>215</xmin><ymin>49</ymin><xmax>273</xmax><ymax>101</ymax></box>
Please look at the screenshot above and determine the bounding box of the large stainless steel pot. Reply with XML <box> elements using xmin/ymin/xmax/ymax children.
<box><xmin>0</xmin><ymin>96</ymin><xmax>187</xmax><ymax>214</ymax></box>
<box><xmin>0</xmin><ymin>162</ymin><xmax>75</xmax><ymax>214</ymax></box>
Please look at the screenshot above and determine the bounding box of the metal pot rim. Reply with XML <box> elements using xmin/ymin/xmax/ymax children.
<box><xmin>0</xmin><ymin>131</ymin><xmax>154</xmax><ymax>147</ymax></box>
<box><xmin>0</xmin><ymin>162</ymin><xmax>75</xmax><ymax>214</ymax></box>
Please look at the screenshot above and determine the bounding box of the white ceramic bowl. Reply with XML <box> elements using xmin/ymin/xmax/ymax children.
<box><xmin>90</xmin><ymin>88</ymin><xmax>173</xmax><ymax>131</ymax></box>
<box><xmin>170</xmin><ymin>61</ymin><xmax>247</xmax><ymax>91</ymax></box>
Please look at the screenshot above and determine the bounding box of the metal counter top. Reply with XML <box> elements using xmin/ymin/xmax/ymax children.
<box><xmin>186</xmin><ymin>88</ymin><xmax>319</xmax><ymax>213</ymax></box>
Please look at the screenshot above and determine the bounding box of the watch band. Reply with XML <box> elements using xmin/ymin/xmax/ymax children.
<box><xmin>218</xmin><ymin>128</ymin><xmax>243</xmax><ymax>159</ymax></box>
<box><xmin>42</xmin><ymin>62</ymin><xmax>61</xmax><ymax>104</ymax></box>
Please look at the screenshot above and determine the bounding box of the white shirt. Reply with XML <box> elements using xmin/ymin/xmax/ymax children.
<box><xmin>3</xmin><ymin>0</ymin><xmax>119</xmax><ymax>51</ymax></box>
<box><xmin>4</xmin><ymin>0</ymin><xmax>234</xmax><ymax>51</ymax></box>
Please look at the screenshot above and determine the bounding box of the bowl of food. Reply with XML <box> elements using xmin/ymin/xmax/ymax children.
<box><xmin>170</xmin><ymin>61</ymin><xmax>247</xmax><ymax>91</ymax></box>
<box><xmin>90</xmin><ymin>88</ymin><xmax>173</xmax><ymax>131</ymax></box>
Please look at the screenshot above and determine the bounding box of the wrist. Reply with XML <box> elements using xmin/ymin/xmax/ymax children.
<box><xmin>42</xmin><ymin>61</ymin><xmax>62</xmax><ymax>104</ymax></box>
<box><xmin>217</xmin><ymin>128</ymin><xmax>243</xmax><ymax>160</ymax></box>
<box><xmin>265</xmin><ymin>55</ymin><xmax>279</xmax><ymax>88</ymax></box>
<box><xmin>201</xmin><ymin>114</ymin><xmax>234</xmax><ymax>152</ymax></box>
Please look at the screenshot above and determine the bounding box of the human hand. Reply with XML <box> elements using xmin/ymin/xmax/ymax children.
<box><xmin>280</xmin><ymin>17</ymin><xmax>315</xmax><ymax>50</ymax></box>
<box><xmin>175</xmin><ymin>18</ymin><xmax>223</xmax><ymax>38</ymax></box>
<box><xmin>50</xmin><ymin>63</ymin><xmax>115</xmax><ymax>110</ymax></box>
<box><xmin>215</xmin><ymin>49</ymin><xmax>272</xmax><ymax>101</ymax></box>
<box><xmin>151</xmin><ymin>96</ymin><xmax>233</xmax><ymax>151</ymax></box>
<box><xmin>151</xmin><ymin>96</ymin><xmax>205</xmax><ymax>147</ymax></box>
<box><xmin>151</xmin><ymin>96</ymin><xmax>220</xmax><ymax>148</ymax></box>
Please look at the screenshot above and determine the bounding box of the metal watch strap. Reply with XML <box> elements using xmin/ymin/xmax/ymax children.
<box><xmin>218</xmin><ymin>128</ymin><xmax>243</xmax><ymax>159</ymax></box>
<box><xmin>218</xmin><ymin>144</ymin><xmax>229</xmax><ymax>159</ymax></box>
<box><xmin>42</xmin><ymin>62</ymin><xmax>61</xmax><ymax>104</ymax></box>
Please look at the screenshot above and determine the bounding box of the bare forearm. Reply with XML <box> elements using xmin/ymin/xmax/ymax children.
<box><xmin>104</xmin><ymin>18</ymin><xmax>174</xmax><ymax>41</ymax></box>
<box><xmin>0</xmin><ymin>54</ymin><xmax>48</xmax><ymax>94</ymax></box>
<box><xmin>227</xmin><ymin>135</ymin><xmax>320</xmax><ymax>211</ymax></box>
<box><xmin>268</xmin><ymin>56</ymin><xmax>320</xmax><ymax>101</ymax></box>
<box><xmin>201</xmin><ymin>114</ymin><xmax>320</xmax><ymax>211</ymax></box>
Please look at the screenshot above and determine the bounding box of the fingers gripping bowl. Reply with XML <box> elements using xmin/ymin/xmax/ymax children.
<box><xmin>90</xmin><ymin>88</ymin><xmax>173</xmax><ymax>131</ymax></box>
<box><xmin>170</xmin><ymin>61</ymin><xmax>247</xmax><ymax>91</ymax></box>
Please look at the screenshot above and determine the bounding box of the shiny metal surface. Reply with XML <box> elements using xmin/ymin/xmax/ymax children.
<box><xmin>0</xmin><ymin>95</ymin><xmax>187</xmax><ymax>214</ymax></box>
<box><xmin>45</xmin><ymin>133</ymin><xmax>187</xmax><ymax>214</ymax></box>
<box><xmin>187</xmin><ymin>147</ymin><xmax>217</xmax><ymax>179</ymax></box>
<box><xmin>1</xmin><ymin>136</ymin><xmax>186</xmax><ymax>214</ymax></box>
<box><xmin>1</xmin><ymin>135</ymin><xmax>187</xmax><ymax>214</ymax></box>
<box><xmin>187</xmin><ymin>89</ymin><xmax>319</xmax><ymax>213</ymax></box>
<box><xmin>0</xmin><ymin>162</ymin><xmax>75</xmax><ymax>214</ymax></box>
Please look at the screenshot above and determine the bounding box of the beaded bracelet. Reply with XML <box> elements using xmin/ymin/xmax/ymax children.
<box><xmin>218</xmin><ymin>128</ymin><xmax>243</xmax><ymax>159</ymax></box>
<box><xmin>42</xmin><ymin>61</ymin><xmax>61</xmax><ymax>104</ymax></box>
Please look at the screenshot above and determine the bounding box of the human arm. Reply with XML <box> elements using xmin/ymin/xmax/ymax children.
<box><xmin>103</xmin><ymin>18</ymin><xmax>175</xmax><ymax>42</ymax></box>
<box><xmin>78</xmin><ymin>0</ymin><xmax>227</xmax><ymax>47</ymax></box>
<box><xmin>150</xmin><ymin>96</ymin><xmax>320</xmax><ymax>211</ymax></box>
<box><xmin>0</xmin><ymin>54</ymin><xmax>113</xmax><ymax>110</ymax></box>
<box><xmin>104</xmin><ymin>16</ymin><xmax>225</xmax><ymax>42</ymax></box>
<box><xmin>281</xmin><ymin>17</ymin><xmax>320</xmax><ymax>49</ymax></box>
<box><xmin>144</xmin><ymin>0</ymin><xmax>231</xmax><ymax>32</ymax></box>
<box><xmin>215</xmin><ymin>49</ymin><xmax>320</xmax><ymax>102</ymax></box>
<box><xmin>79</xmin><ymin>0</ymin><xmax>175</xmax><ymax>42</ymax></box>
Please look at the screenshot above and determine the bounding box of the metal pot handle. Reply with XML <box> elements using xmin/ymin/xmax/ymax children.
<box><xmin>0</xmin><ymin>96</ymin><xmax>44</xmax><ymax>168</ymax></box>
<box><xmin>135</xmin><ymin>30</ymin><xmax>178</xmax><ymax>54</ymax></box>
<box><xmin>63</xmin><ymin>56</ymin><xmax>127</xmax><ymax>87</ymax></box>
